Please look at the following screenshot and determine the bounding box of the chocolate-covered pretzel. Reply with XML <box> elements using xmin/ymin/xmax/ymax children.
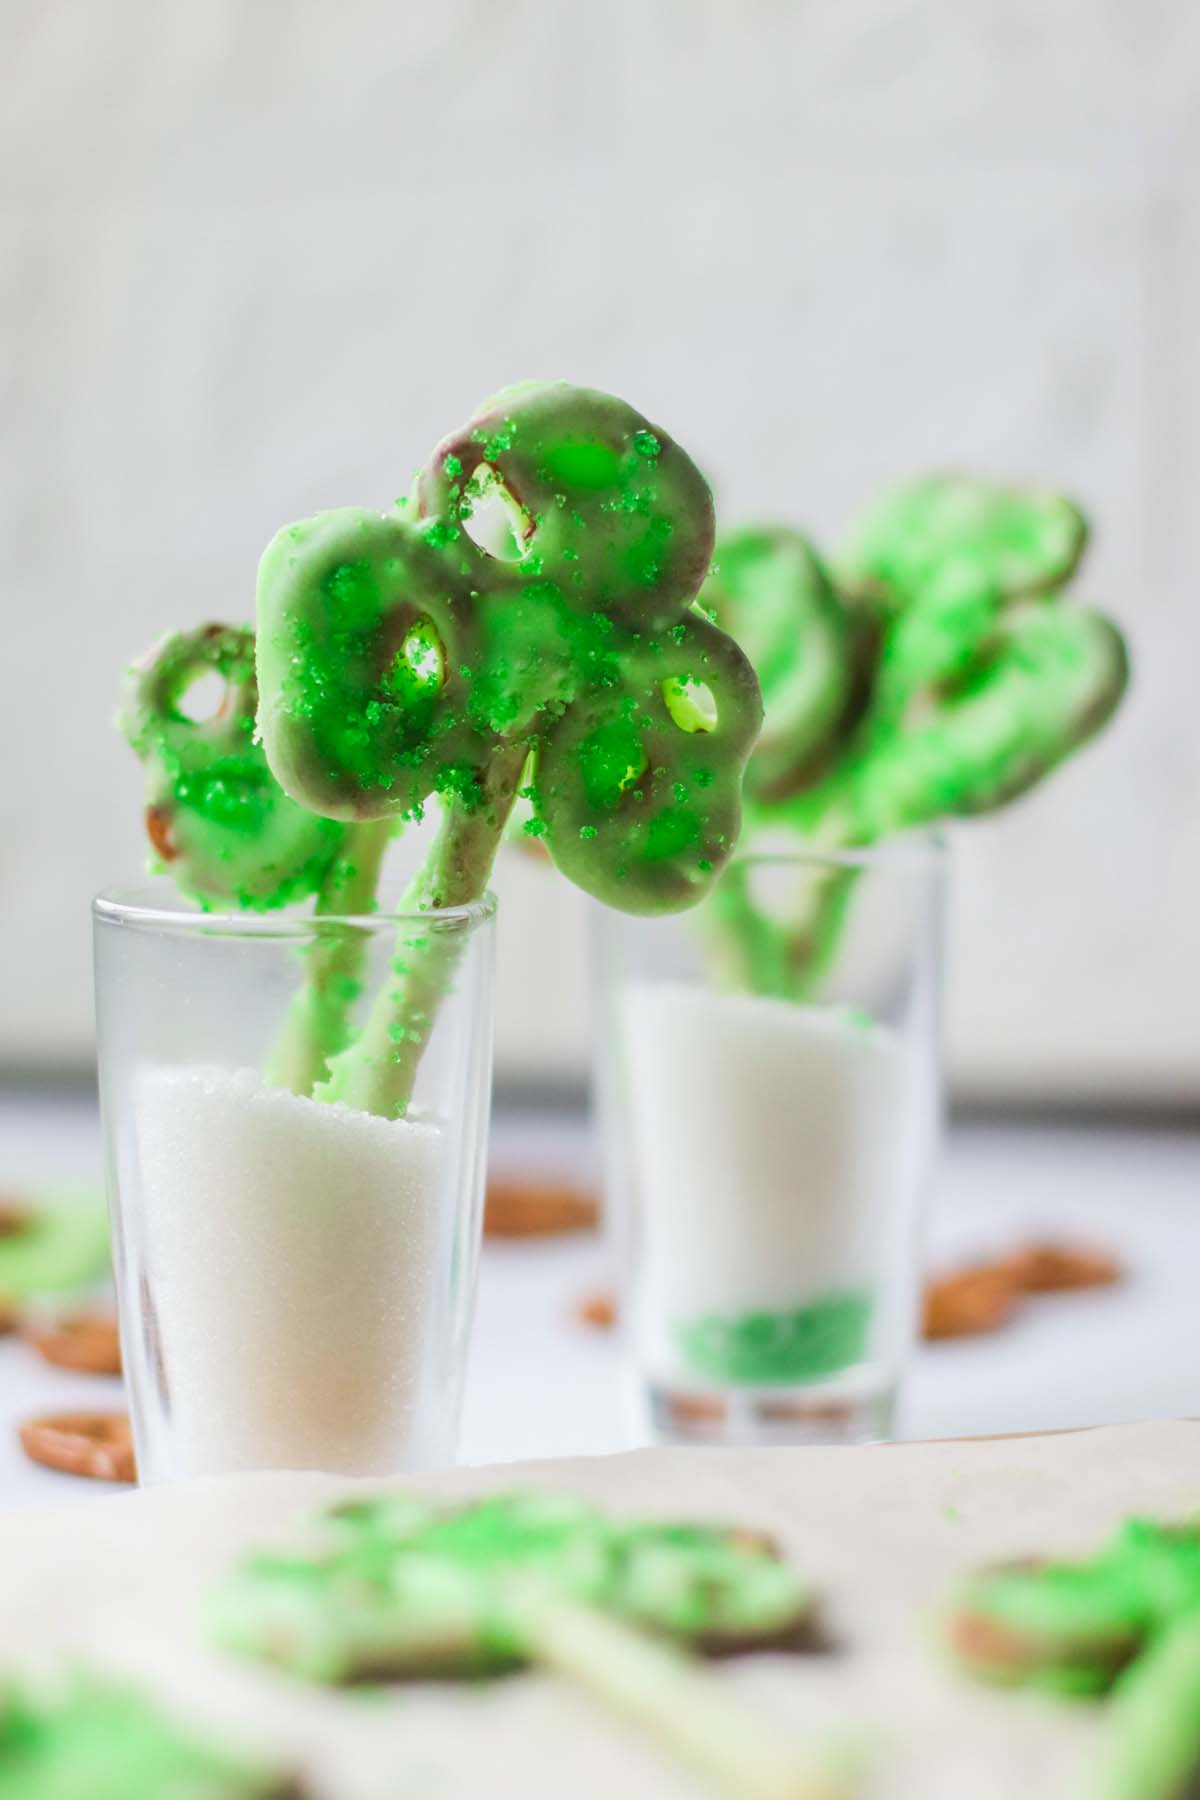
<box><xmin>119</xmin><ymin>624</ymin><xmax>345</xmax><ymax>911</ymax></box>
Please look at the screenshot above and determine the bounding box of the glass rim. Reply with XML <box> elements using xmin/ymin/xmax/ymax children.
<box><xmin>92</xmin><ymin>882</ymin><xmax>498</xmax><ymax>938</ymax></box>
<box><xmin>730</xmin><ymin>828</ymin><xmax>947</xmax><ymax>875</ymax></box>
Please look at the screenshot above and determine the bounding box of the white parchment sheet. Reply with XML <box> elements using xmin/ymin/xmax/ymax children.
<box><xmin>2</xmin><ymin>1421</ymin><xmax>1198</xmax><ymax>1798</ymax></box>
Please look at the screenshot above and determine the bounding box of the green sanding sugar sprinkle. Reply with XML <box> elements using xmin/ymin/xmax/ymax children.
<box><xmin>443</xmin><ymin>454</ymin><xmax>463</xmax><ymax>477</ymax></box>
<box><xmin>579</xmin><ymin>824</ymin><xmax>598</xmax><ymax>840</ymax></box>
<box><xmin>676</xmin><ymin>1292</ymin><xmax>872</xmax><ymax>1386</ymax></box>
<box><xmin>632</xmin><ymin>429</ymin><xmax>661</xmax><ymax>458</ymax></box>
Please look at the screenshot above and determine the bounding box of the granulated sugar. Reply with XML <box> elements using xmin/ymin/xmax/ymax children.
<box><xmin>622</xmin><ymin>983</ymin><xmax>906</xmax><ymax>1338</ymax></box>
<box><xmin>132</xmin><ymin>1066</ymin><xmax>443</xmax><ymax>1477</ymax></box>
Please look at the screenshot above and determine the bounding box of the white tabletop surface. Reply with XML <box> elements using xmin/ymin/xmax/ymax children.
<box><xmin>1</xmin><ymin>1089</ymin><xmax>1197</xmax><ymax>1505</ymax></box>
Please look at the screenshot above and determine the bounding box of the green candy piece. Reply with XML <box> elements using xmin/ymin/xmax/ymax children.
<box><xmin>701</xmin><ymin>527</ymin><xmax>853</xmax><ymax>798</ymax></box>
<box><xmin>417</xmin><ymin>380</ymin><xmax>716</xmax><ymax>631</ymax></box>
<box><xmin>212</xmin><ymin>1490</ymin><xmax>811</xmax><ymax>1683</ymax></box>
<box><xmin>533</xmin><ymin>611</ymin><xmax>762</xmax><ymax>914</ymax></box>
<box><xmin>0</xmin><ymin>1200</ymin><xmax>109</xmax><ymax>1302</ymax></box>
<box><xmin>119</xmin><ymin>625</ymin><xmax>345</xmax><ymax>911</ymax></box>
<box><xmin>807</xmin><ymin>605</ymin><xmax>1129</xmax><ymax>844</ymax></box>
<box><xmin>0</xmin><ymin>1681</ymin><xmax>296</xmax><ymax>1799</ymax></box>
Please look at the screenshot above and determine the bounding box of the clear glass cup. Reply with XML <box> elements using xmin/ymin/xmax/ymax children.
<box><xmin>593</xmin><ymin>838</ymin><xmax>945</xmax><ymax>1447</ymax></box>
<box><xmin>93</xmin><ymin>883</ymin><xmax>496</xmax><ymax>1484</ymax></box>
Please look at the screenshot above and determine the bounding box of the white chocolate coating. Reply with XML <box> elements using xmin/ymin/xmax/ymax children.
<box><xmin>132</xmin><ymin>1066</ymin><xmax>442</xmax><ymax>1478</ymax></box>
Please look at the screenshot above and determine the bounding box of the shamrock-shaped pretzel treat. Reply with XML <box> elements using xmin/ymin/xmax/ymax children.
<box><xmin>213</xmin><ymin>1490</ymin><xmax>852</xmax><ymax>1800</ymax></box>
<box><xmin>695</xmin><ymin>474</ymin><xmax>1128</xmax><ymax>1000</ymax></box>
<box><xmin>256</xmin><ymin>382</ymin><xmax>761</xmax><ymax>1116</ymax></box>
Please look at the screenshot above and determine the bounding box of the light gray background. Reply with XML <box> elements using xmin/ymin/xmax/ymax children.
<box><xmin>2</xmin><ymin>0</ymin><xmax>1196</xmax><ymax>1104</ymax></box>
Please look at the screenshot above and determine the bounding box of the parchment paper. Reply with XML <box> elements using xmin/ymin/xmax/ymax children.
<box><xmin>2</xmin><ymin>1420</ymin><xmax>1198</xmax><ymax>1798</ymax></box>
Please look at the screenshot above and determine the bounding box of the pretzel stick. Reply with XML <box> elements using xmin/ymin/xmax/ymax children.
<box><xmin>264</xmin><ymin>816</ymin><xmax>394</xmax><ymax>1096</ymax></box>
<box><xmin>1081</xmin><ymin>1616</ymin><xmax>1200</xmax><ymax>1800</ymax></box>
<box><xmin>510</xmin><ymin>1582</ymin><xmax>859</xmax><ymax>1800</ymax></box>
<box><xmin>316</xmin><ymin>743</ymin><xmax>526</xmax><ymax>1117</ymax></box>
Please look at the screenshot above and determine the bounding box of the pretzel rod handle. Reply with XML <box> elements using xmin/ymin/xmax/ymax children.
<box><xmin>513</xmin><ymin>1587</ymin><xmax>860</xmax><ymax>1800</ymax></box>
<box><xmin>316</xmin><ymin>744</ymin><xmax>526</xmax><ymax>1117</ymax></box>
<box><xmin>1081</xmin><ymin>1617</ymin><xmax>1200</xmax><ymax>1800</ymax></box>
<box><xmin>264</xmin><ymin>816</ymin><xmax>394</xmax><ymax>1096</ymax></box>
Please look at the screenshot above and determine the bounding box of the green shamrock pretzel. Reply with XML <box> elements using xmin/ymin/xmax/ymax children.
<box><xmin>694</xmin><ymin>476</ymin><xmax>1126</xmax><ymax>1002</ymax></box>
<box><xmin>949</xmin><ymin>1519</ymin><xmax>1200</xmax><ymax>1800</ymax></box>
<box><xmin>258</xmin><ymin>381</ymin><xmax>760</xmax><ymax>918</ymax></box>
<box><xmin>841</xmin><ymin>472</ymin><xmax>1089</xmax><ymax>729</ymax></box>
<box><xmin>213</xmin><ymin>1490</ymin><xmax>846</xmax><ymax>1799</ymax></box>
<box><xmin>119</xmin><ymin>624</ymin><xmax>345</xmax><ymax>911</ymax></box>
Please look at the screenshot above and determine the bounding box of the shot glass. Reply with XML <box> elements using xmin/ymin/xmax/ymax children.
<box><xmin>93</xmin><ymin>884</ymin><xmax>495</xmax><ymax>1483</ymax></box>
<box><xmin>593</xmin><ymin>839</ymin><xmax>944</xmax><ymax>1446</ymax></box>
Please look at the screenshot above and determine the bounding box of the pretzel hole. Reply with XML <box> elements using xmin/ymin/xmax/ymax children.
<box><xmin>663</xmin><ymin>677</ymin><xmax>717</xmax><ymax>733</ymax></box>
<box><xmin>387</xmin><ymin>621</ymin><xmax>446</xmax><ymax>702</ymax></box>
<box><xmin>176</xmin><ymin>669</ymin><xmax>229</xmax><ymax>723</ymax></box>
<box><xmin>461</xmin><ymin>466</ymin><xmax>531</xmax><ymax>563</ymax></box>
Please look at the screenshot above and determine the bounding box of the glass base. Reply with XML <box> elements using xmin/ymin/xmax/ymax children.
<box><xmin>643</xmin><ymin>1372</ymin><xmax>897</xmax><ymax>1448</ymax></box>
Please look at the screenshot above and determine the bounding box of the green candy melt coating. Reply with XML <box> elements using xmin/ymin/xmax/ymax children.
<box><xmin>532</xmin><ymin>610</ymin><xmax>761</xmax><ymax>914</ymax></box>
<box><xmin>0</xmin><ymin>1681</ymin><xmax>295</xmax><ymax>1799</ymax></box>
<box><xmin>417</xmin><ymin>380</ymin><xmax>716</xmax><ymax>632</ymax></box>
<box><xmin>256</xmin><ymin>511</ymin><xmax>496</xmax><ymax>823</ymax></box>
<box><xmin>841</xmin><ymin>473</ymin><xmax>1089</xmax><ymax>728</ymax></box>
<box><xmin>843</xmin><ymin>473</ymin><xmax>1088</xmax><ymax>604</ymax></box>
<box><xmin>701</xmin><ymin>527</ymin><xmax>853</xmax><ymax>799</ymax></box>
<box><xmin>212</xmin><ymin>1490</ymin><xmax>811</xmax><ymax>1684</ymax></box>
<box><xmin>119</xmin><ymin>624</ymin><xmax>345</xmax><ymax>911</ymax></box>
<box><xmin>799</xmin><ymin>605</ymin><xmax>1129</xmax><ymax>845</ymax></box>
<box><xmin>950</xmin><ymin>1519</ymin><xmax>1200</xmax><ymax>1700</ymax></box>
